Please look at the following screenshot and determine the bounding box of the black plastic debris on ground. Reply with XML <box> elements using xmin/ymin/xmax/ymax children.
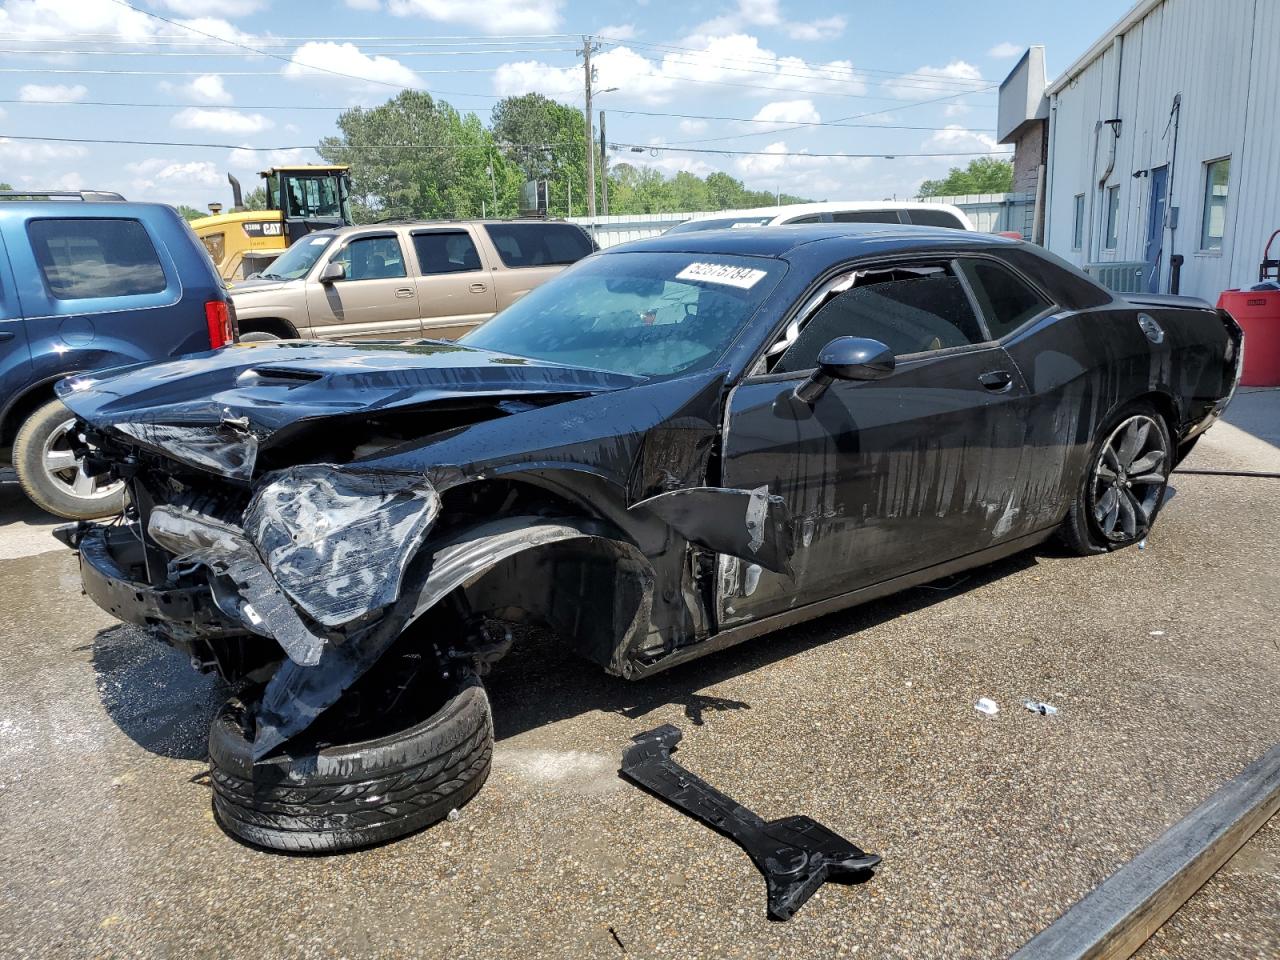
<box><xmin>619</xmin><ymin>724</ymin><xmax>880</xmax><ymax>921</ymax></box>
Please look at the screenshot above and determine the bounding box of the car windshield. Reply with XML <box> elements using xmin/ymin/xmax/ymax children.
<box><xmin>665</xmin><ymin>216</ymin><xmax>774</xmax><ymax>235</ymax></box>
<box><xmin>460</xmin><ymin>251</ymin><xmax>786</xmax><ymax>378</ymax></box>
<box><xmin>259</xmin><ymin>234</ymin><xmax>333</xmax><ymax>280</ymax></box>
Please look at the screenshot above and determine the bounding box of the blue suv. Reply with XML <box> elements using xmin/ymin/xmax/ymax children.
<box><xmin>0</xmin><ymin>192</ymin><xmax>231</xmax><ymax>518</ymax></box>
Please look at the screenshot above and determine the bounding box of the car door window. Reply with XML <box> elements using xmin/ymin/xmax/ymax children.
<box><xmin>332</xmin><ymin>236</ymin><xmax>406</xmax><ymax>281</ymax></box>
<box><xmin>27</xmin><ymin>218</ymin><xmax>166</xmax><ymax>299</ymax></box>
<box><xmin>773</xmin><ymin>263</ymin><xmax>985</xmax><ymax>373</ymax></box>
<box><xmin>957</xmin><ymin>259</ymin><xmax>1052</xmax><ymax>339</ymax></box>
<box><xmin>482</xmin><ymin>223</ymin><xmax>593</xmax><ymax>267</ymax></box>
<box><xmin>413</xmin><ymin>231</ymin><xmax>482</xmax><ymax>275</ymax></box>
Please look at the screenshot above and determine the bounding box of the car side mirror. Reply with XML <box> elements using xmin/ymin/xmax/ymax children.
<box><xmin>794</xmin><ymin>337</ymin><xmax>895</xmax><ymax>403</ymax></box>
<box><xmin>319</xmin><ymin>261</ymin><xmax>346</xmax><ymax>284</ymax></box>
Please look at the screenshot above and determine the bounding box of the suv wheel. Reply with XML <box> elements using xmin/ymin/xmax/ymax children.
<box><xmin>12</xmin><ymin>399</ymin><xmax>126</xmax><ymax>519</ymax></box>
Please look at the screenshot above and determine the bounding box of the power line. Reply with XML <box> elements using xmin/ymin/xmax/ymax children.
<box><xmin>0</xmin><ymin>133</ymin><xmax>580</xmax><ymax>152</ymax></box>
<box><xmin>611</xmin><ymin>141</ymin><xmax>1011</xmax><ymax>159</ymax></box>
<box><xmin>611</xmin><ymin>107</ymin><xmax>991</xmax><ymax>134</ymax></box>
<box><xmin>102</xmin><ymin>0</ymin><xmax>414</xmax><ymax>91</ymax></box>
<box><xmin>0</xmin><ymin>96</ymin><xmax>500</xmax><ymax>109</ymax></box>
<box><xmin>0</xmin><ymin>46</ymin><xmax>582</xmax><ymax>58</ymax></box>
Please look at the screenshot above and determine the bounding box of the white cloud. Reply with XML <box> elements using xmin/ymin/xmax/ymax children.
<box><xmin>752</xmin><ymin>99</ymin><xmax>820</xmax><ymax>125</ymax></box>
<box><xmin>495</xmin><ymin>35</ymin><xmax>863</xmax><ymax>105</ymax></box>
<box><xmin>988</xmin><ymin>41</ymin><xmax>1023</xmax><ymax>59</ymax></box>
<box><xmin>386</xmin><ymin>0</ymin><xmax>563</xmax><ymax>33</ymax></box>
<box><xmin>128</xmin><ymin>158</ymin><xmax>223</xmax><ymax>187</ymax></box>
<box><xmin>283</xmin><ymin>41</ymin><xmax>419</xmax><ymax>89</ymax></box>
<box><xmin>695</xmin><ymin>1</ymin><xmax>845</xmax><ymax>42</ymax></box>
<box><xmin>155</xmin><ymin>0</ymin><xmax>263</xmax><ymax>14</ymax></box>
<box><xmin>943</xmin><ymin>102</ymin><xmax>971</xmax><ymax>118</ymax></box>
<box><xmin>784</xmin><ymin>15</ymin><xmax>846</xmax><ymax>41</ymax></box>
<box><xmin>0</xmin><ymin>2</ymin><xmax>261</xmax><ymax>46</ymax></box>
<box><xmin>227</xmin><ymin>146</ymin><xmax>312</xmax><ymax>172</ymax></box>
<box><xmin>597</xmin><ymin>22</ymin><xmax>636</xmax><ymax>40</ymax></box>
<box><xmin>883</xmin><ymin>60</ymin><xmax>984</xmax><ymax>100</ymax></box>
<box><xmin>17</xmin><ymin>83</ymin><xmax>88</xmax><ymax>103</ymax></box>
<box><xmin>924</xmin><ymin>124</ymin><xmax>1000</xmax><ymax>156</ymax></box>
<box><xmin>172</xmin><ymin>107</ymin><xmax>273</xmax><ymax>135</ymax></box>
<box><xmin>184</xmin><ymin>74</ymin><xmax>232</xmax><ymax>105</ymax></box>
<box><xmin>678</xmin><ymin>118</ymin><xmax>708</xmax><ymax>134</ymax></box>
<box><xmin>0</xmin><ymin>137</ymin><xmax>88</xmax><ymax>163</ymax></box>
<box><xmin>732</xmin><ymin>140</ymin><xmax>871</xmax><ymax>197</ymax></box>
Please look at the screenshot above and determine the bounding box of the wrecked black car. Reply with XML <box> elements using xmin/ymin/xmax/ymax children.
<box><xmin>57</xmin><ymin>225</ymin><xmax>1242</xmax><ymax>852</ymax></box>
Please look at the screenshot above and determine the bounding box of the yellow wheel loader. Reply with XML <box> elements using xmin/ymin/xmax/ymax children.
<box><xmin>191</xmin><ymin>165</ymin><xmax>353</xmax><ymax>280</ymax></box>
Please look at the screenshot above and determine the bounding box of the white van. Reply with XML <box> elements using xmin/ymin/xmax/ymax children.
<box><xmin>664</xmin><ymin>200</ymin><xmax>975</xmax><ymax>235</ymax></box>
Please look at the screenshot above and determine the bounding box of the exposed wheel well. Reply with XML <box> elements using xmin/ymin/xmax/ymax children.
<box><xmin>236</xmin><ymin>316</ymin><xmax>299</xmax><ymax>339</ymax></box>
<box><xmin>1131</xmin><ymin>391</ymin><xmax>1179</xmax><ymax>442</ymax></box>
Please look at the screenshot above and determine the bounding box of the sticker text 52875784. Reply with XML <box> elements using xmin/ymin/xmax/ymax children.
<box><xmin>675</xmin><ymin>262</ymin><xmax>768</xmax><ymax>290</ymax></box>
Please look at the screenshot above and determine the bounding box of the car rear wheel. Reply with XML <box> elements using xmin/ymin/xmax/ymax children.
<box><xmin>237</xmin><ymin>331</ymin><xmax>281</xmax><ymax>343</ymax></box>
<box><xmin>208</xmin><ymin>668</ymin><xmax>493</xmax><ymax>853</ymax></box>
<box><xmin>1060</xmin><ymin>401</ymin><xmax>1172</xmax><ymax>555</ymax></box>
<box><xmin>11</xmin><ymin>398</ymin><xmax>126</xmax><ymax>519</ymax></box>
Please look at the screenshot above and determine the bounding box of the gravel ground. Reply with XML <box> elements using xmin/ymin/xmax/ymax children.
<box><xmin>0</xmin><ymin>393</ymin><xmax>1276</xmax><ymax>960</ymax></box>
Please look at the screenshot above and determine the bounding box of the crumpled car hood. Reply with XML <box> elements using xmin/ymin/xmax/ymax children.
<box><xmin>56</xmin><ymin>340</ymin><xmax>643</xmax><ymax>479</ymax></box>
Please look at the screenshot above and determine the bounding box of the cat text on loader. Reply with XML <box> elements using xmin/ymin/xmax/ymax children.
<box><xmin>192</xmin><ymin>165</ymin><xmax>353</xmax><ymax>280</ymax></box>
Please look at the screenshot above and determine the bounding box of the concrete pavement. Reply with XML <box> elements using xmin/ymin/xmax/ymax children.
<box><xmin>0</xmin><ymin>393</ymin><xmax>1277</xmax><ymax>960</ymax></box>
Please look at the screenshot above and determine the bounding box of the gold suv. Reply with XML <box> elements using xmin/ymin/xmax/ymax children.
<box><xmin>229</xmin><ymin>219</ymin><xmax>596</xmax><ymax>342</ymax></box>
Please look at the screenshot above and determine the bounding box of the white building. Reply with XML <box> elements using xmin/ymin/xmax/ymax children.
<box><xmin>999</xmin><ymin>0</ymin><xmax>1280</xmax><ymax>301</ymax></box>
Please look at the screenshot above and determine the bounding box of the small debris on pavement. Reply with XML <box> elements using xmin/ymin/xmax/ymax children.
<box><xmin>446</xmin><ymin>808</ymin><xmax>461</xmax><ymax>822</ymax></box>
<box><xmin>1150</xmin><ymin>630</ymin><xmax>1166</xmax><ymax>636</ymax></box>
<box><xmin>1023</xmin><ymin>700</ymin><xmax>1059</xmax><ymax>716</ymax></box>
<box><xmin>974</xmin><ymin>697</ymin><xmax>1000</xmax><ymax>716</ymax></box>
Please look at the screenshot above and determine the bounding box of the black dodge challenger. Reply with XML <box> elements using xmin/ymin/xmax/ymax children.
<box><xmin>56</xmin><ymin>225</ymin><xmax>1242</xmax><ymax>851</ymax></box>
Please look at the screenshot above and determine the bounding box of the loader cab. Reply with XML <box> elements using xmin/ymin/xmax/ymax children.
<box><xmin>264</xmin><ymin>166</ymin><xmax>354</xmax><ymax>246</ymax></box>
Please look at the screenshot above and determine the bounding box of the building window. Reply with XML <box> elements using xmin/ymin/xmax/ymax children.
<box><xmin>1072</xmin><ymin>194</ymin><xmax>1085</xmax><ymax>250</ymax></box>
<box><xmin>1104</xmin><ymin>185</ymin><xmax>1120</xmax><ymax>250</ymax></box>
<box><xmin>1201</xmin><ymin>157</ymin><xmax>1230</xmax><ymax>251</ymax></box>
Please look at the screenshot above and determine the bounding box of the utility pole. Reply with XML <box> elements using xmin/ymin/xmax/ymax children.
<box><xmin>581</xmin><ymin>35</ymin><xmax>598</xmax><ymax>218</ymax></box>
<box><xmin>599</xmin><ymin>109</ymin><xmax>609</xmax><ymax>216</ymax></box>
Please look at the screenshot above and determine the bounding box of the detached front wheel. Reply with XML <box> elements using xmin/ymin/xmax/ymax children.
<box><xmin>1061</xmin><ymin>402</ymin><xmax>1171</xmax><ymax>555</ymax></box>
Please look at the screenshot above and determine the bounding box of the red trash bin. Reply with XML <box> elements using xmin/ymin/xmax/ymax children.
<box><xmin>1218</xmin><ymin>286</ymin><xmax>1280</xmax><ymax>386</ymax></box>
<box><xmin>1217</xmin><ymin>229</ymin><xmax>1280</xmax><ymax>386</ymax></box>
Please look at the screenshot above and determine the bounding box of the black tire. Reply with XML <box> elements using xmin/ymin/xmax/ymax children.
<box><xmin>1060</xmin><ymin>400</ymin><xmax>1172</xmax><ymax>556</ymax></box>
<box><xmin>11</xmin><ymin>398</ymin><xmax>126</xmax><ymax>519</ymax></box>
<box><xmin>237</xmin><ymin>331</ymin><xmax>281</xmax><ymax>343</ymax></box>
<box><xmin>208</xmin><ymin>672</ymin><xmax>493</xmax><ymax>853</ymax></box>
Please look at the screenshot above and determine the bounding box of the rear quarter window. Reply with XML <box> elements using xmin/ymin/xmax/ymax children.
<box><xmin>904</xmin><ymin>208</ymin><xmax>966</xmax><ymax>229</ymax></box>
<box><xmin>27</xmin><ymin>218</ymin><xmax>166</xmax><ymax>300</ymax></box>
<box><xmin>483</xmin><ymin>223</ymin><xmax>593</xmax><ymax>268</ymax></box>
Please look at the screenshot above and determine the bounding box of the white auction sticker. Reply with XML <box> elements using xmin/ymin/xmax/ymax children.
<box><xmin>675</xmin><ymin>262</ymin><xmax>768</xmax><ymax>289</ymax></box>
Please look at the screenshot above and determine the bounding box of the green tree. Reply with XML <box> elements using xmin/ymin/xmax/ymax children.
<box><xmin>918</xmin><ymin>157</ymin><xmax>1013</xmax><ymax>197</ymax></box>
<box><xmin>0</xmin><ymin>182</ymin><xmax>12</xmax><ymax>190</ymax></box>
<box><xmin>243</xmin><ymin>186</ymin><xmax>267</xmax><ymax>210</ymax></box>
<box><xmin>319</xmin><ymin>90</ymin><xmax>520</xmax><ymax>220</ymax></box>
<box><xmin>176</xmin><ymin>204</ymin><xmax>206</xmax><ymax>221</ymax></box>
<box><xmin>491</xmin><ymin>93</ymin><xmax>588</xmax><ymax>216</ymax></box>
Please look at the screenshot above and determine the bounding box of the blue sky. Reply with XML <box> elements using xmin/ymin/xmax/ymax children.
<box><xmin>0</xmin><ymin>0</ymin><xmax>1131</xmax><ymax>209</ymax></box>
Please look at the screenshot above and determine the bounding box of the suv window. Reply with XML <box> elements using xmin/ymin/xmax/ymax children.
<box><xmin>904</xmin><ymin>208</ymin><xmax>966</xmax><ymax>229</ymax></box>
<box><xmin>413</xmin><ymin>231</ymin><xmax>482</xmax><ymax>275</ymax></box>
<box><xmin>957</xmin><ymin>259</ymin><xmax>1051</xmax><ymax>338</ymax></box>
<box><xmin>27</xmin><ymin>218</ymin><xmax>166</xmax><ymax>300</ymax></box>
<box><xmin>483</xmin><ymin>223</ymin><xmax>593</xmax><ymax>268</ymax></box>
<box><xmin>775</xmin><ymin>264</ymin><xmax>984</xmax><ymax>373</ymax></box>
<box><xmin>830</xmin><ymin>210</ymin><xmax>904</xmax><ymax>224</ymax></box>
<box><xmin>332</xmin><ymin>235</ymin><xmax>405</xmax><ymax>281</ymax></box>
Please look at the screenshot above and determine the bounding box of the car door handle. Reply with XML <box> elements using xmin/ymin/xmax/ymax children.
<box><xmin>978</xmin><ymin>370</ymin><xmax>1014</xmax><ymax>392</ymax></box>
<box><xmin>395</xmin><ymin>287</ymin><xmax>415</xmax><ymax>299</ymax></box>
<box><xmin>0</xmin><ymin>332</ymin><xmax>14</xmax><ymax>342</ymax></box>
<box><xmin>469</xmin><ymin>282</ymin><xmax>487</xmax><ymax>293</ymax></box>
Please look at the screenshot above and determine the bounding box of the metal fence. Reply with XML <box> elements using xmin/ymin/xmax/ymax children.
<box><xmin>569</xmin><ymin>193</ymin><xmax>1036</xmax><ymax>248</ymax></box>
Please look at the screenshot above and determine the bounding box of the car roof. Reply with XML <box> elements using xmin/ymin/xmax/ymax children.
<box><xmin>679</xmin><ymin>200</ymin><xmax>971</xmax><ymax>222</ymax></box>
<box><xmin>605</xmin><ymin>222</ymin><xmax>1018</xmax><ymax>259</ymax></box>
<box><xmin>316</xmin><ymin>218</ymin><xmax>583</xmax><ymax>237</ymax></box>
<box><xmin>0</xmin><ymin>200</ymin><xmax>180</xmax><ymax>218</ymax></box>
